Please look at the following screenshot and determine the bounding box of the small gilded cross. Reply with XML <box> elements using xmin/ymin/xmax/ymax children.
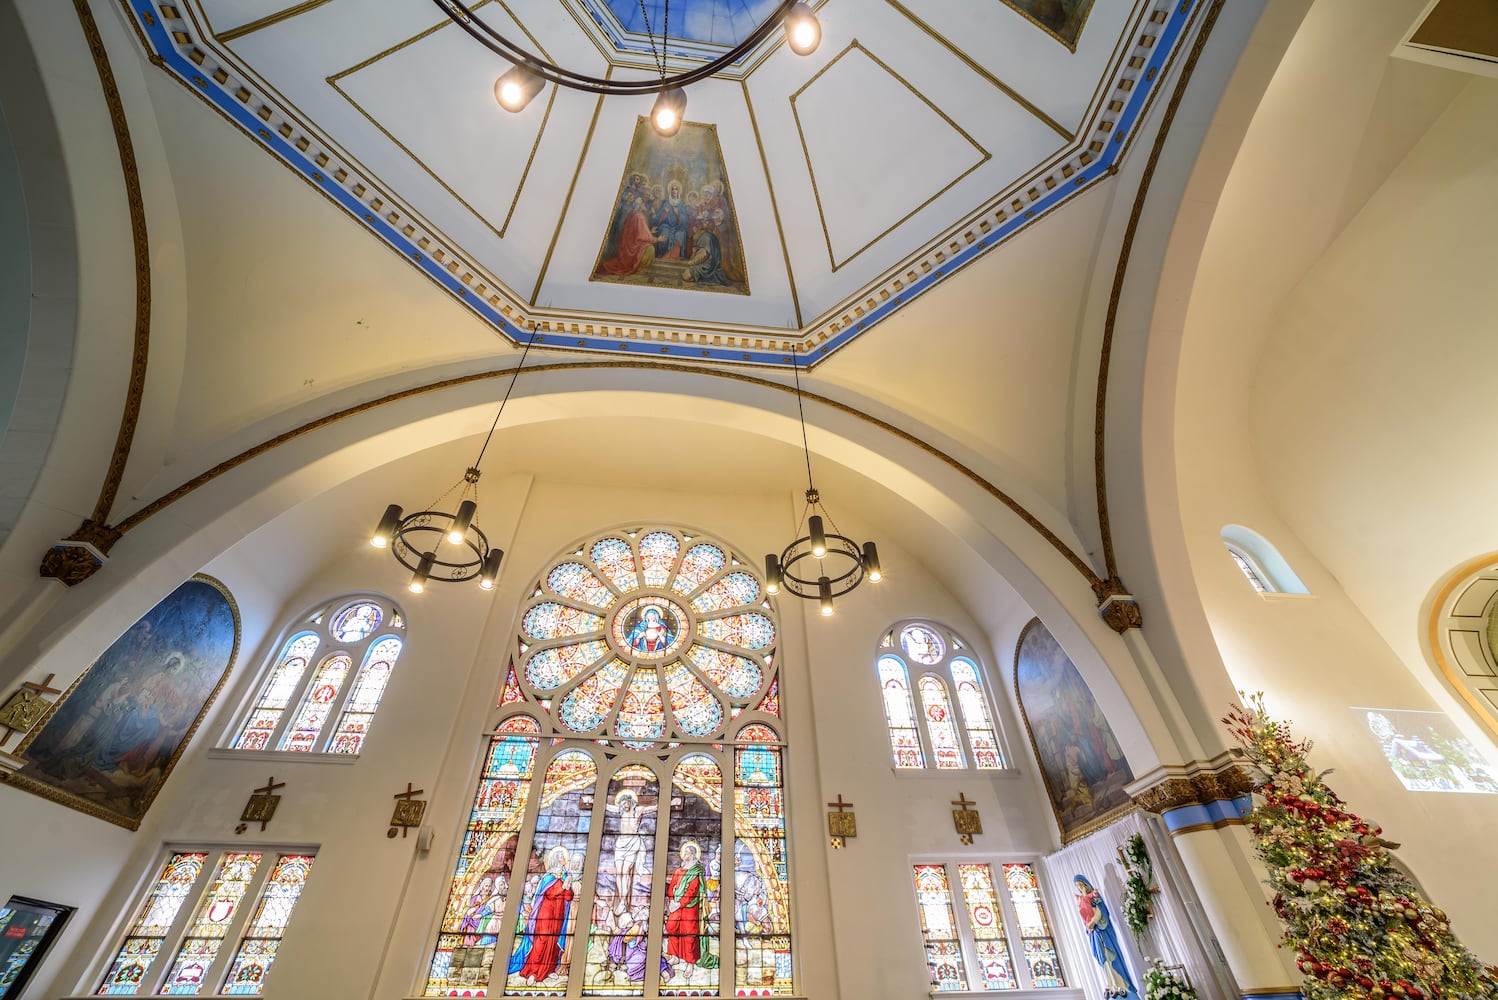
<box><xmin>389</xmin><ymin>782</ymin><xmax>428</xmax><ymax>839</ymax></box>
<box><xmin>237</xmin><ymin>776</ymin><xmax>286</xmax><ymax>834</ymax></box>
<box><xmin>826</xmin><ymin>794</ymin><xmax>856</xmax><ymax>847</ymax></box>
<box><xmin>951</xmin><ymin>791</ymin><xmax>982</xmax><ymax>844</ymax></box>
<box><xmin>0</xmin><ymin>673</ymin><xmax>62</xmax><ymax>749</ymax></box>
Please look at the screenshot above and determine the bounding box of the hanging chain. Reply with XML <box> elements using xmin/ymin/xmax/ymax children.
<box><xmin>638</xmin><ymin>0</ymin><xmax>670</xmax><ymax>80</ymax></box>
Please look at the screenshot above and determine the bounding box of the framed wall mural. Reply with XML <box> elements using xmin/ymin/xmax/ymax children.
<box><xmin>591</xmin><ymin>117</ymin><xmax>749</xmax><ymax>295</ymax></box>
<box><xmin>0</xmin><ymin>896</ymin><xmax>74</xmax><ymax>998</ymax></box>
<box><xmin>998</xmin><ymin>0</ymin><xmax>1096</xmax><ymax>50</ymax></box>
<box><xmin>4</xmin><ymin>576</ymin><xmax>240</xmax><ymax>829</ymax></box>
<box><xmin>1013</xmin><ymin>619</ymin><xmax>1133</xmax><ymax>841</ymax></box>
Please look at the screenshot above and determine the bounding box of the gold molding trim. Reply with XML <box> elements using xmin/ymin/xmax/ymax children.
<box><xmin>1167</xmin><ymin>817</ymin><xmax>1244</xmax><ymax>836</ymax></box>
<box><xmin>1092</xmin><ymin>0</ymin><xmax>1222</xmax><ymax>587</ymax></box>
<box><xmin>325</xmin><ymin>0</ymin><xmax>551</xmax><ymax>242</ymax></box>
<box><xmin>1012</xmin><ymin>617</ymin><xmax>1139</xmax><ymax>844</ymax></box>
<box><xmin>531</xmin><ymin>70</ymin><xmax>610</xmax><ymax>305</ymax></box>
<box><xmin>742</xmin><ymin>81</ymin><xmax>801</xmax><ymax>326</ymax></box>
<box><xmin>789</xmin><ymin>39</ymin><xmax>991</xmax><ymax>273</ymax></box>
<box><xmin>4</xmin><ymin>574</ymin><xmax>241</xmax><ymax>831</ymax></box>
<box><xmin>883</xmin><ymin>0</ymin><xmax>1073</xmax><ymax>140</ymax></box>
<box><xmin>1426</xmin><ymin>552</ymin><xmax>1498</xmax><ymax>742</ymax></box>
<box><xmin>110</xmin><ymin>360</ymin><xmax>1103</xmax><ymax>592</ymax></box>
<box><xmin>996</xmin><ymin>0</ymin><xmax>1098</xmax><ymax>53</ymax></box>
<box><xmin>216</xmin><ymin>0</ymin><xmax>336</xmax><ymax>43</ymax></box>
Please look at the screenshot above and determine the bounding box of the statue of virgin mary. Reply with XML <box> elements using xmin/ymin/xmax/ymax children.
<box><xmin>1073</xmin><ymin>875</ymin><xmax>1139</xmax><ymax>1000</ymax></box>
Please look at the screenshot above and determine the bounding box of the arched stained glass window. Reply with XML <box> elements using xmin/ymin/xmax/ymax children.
<box><xmin>426</xmin><ymin>527</ymin><xmax>789</xmax><ymax>998</ymax></box>
<box><xmin>227</xmin><ymin>596</ymin><xmax>405</xmax><ymax>755</ymax></box>
<box><xmin>875</xmin><ymin>621</ymin><xmax>1007</xmax><ymax>771</ymax></box>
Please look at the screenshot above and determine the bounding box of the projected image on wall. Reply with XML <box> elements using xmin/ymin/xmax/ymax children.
<box><xmin>1357</xmin><ymin>708</ymin><xmax>1498</xmax><ymax>794</ymax></box>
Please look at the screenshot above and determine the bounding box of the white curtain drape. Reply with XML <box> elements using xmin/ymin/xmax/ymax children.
<box><xmin>1041</xmin><ymin>811</ymin><xmax>1238</xmax><ymax>1000</ymax></box>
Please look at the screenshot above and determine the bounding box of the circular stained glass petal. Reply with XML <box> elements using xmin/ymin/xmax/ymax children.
<box><xmin>690</xmin><ymin>571</ymin><xmax>761</xmax><ymax>614</ymax></box>
<box><xmin>522</xmin><ymin>603</ymin><xmax>606</xmax><ymax>642</ymax></box>
<box><xmin>591</xmin><ymin>537</ymin><xmax>639</xmax><ymax>593</ymax></box>
<box><xmin>610</xmin><ymin>597</ymin><xmax>689</xmax><ymax>660</ymax></box>
<box><xmin>525</xmin><ymin>639</ymin><xmax>609</xmax><ymax>692</ymax></box>
<box><xmin>330</xmin><ymin>602</ymin><xmax>382</xmax><ymax>642</ymax></box>
<box><xmin>665</xmin><ymin>662</ymin><xmax>723</xmax><ymax>736</ymax></box>
<box><xmin>547</xmin><ymin>562</ymin><xmax>615</xmax><ymax>609</ymax></box>
<box><xmin>684</xmin><ymin>644</ymin><xmax>764</xmax><ymax>700</ymax></box>
<box><xmin>638</xmin><ymin>531</ymin><xmax>681</xmax><ymax>588</ymax></box>
<box><xmin>900</xmin><ymin>623</ymin><xmax>946</xmax><ymax>664</ymax></box>
<box><xmin>672</xmin><ymin>543</ymin><xmax>726</xmax><ymax>594</ymax></box>
<box><xmin>697</xmin><ymin>612</ymin><xmax>775</xmax><ymax>650</ymax></box>
<box><xmin>615</xmin><ymin>667</ymin><xmax>665</xmax><ymax>747</ymax></box>
<box><xmin>558</xmin><ymin>658</ymin><xmax>631</xmax><ymax>732</ymax></box>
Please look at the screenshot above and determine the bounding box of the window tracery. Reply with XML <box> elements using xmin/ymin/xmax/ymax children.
<box><xmin>426</xmin><ymin>526</ymin><xmax>790</xmax><ymax>998</ymax></box>
<box><xmin>877</xmin><ymin>621</ymin><xmax>1007</xmax><ymax>771</ymax></box>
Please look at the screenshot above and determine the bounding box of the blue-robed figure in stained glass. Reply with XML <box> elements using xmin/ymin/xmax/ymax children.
<box><xmin>510</xmin><ymin>846</ymin><xmax>576</xmax><ymax>983</ymax></box>
<box><xmin>626</xmin><ymin>607</ymin><xmax>675</xmax><ymax>656</ymax></box>
<box><xmin>1073</xmin><ymin>876</ymin><xmax>1137</xmax><ymax>1000</ymax></box>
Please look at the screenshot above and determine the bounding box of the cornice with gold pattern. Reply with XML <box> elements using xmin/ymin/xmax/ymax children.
<box><xmin>1131</xmin><ymin>760</ymin><xmax>1255</xmax><ymax>814</ymax></box>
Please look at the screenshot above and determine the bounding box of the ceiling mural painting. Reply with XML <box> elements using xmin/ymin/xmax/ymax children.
<box><xmin>592</xmin><ymin>118</ymin><xmax>749</xmax><ymax>294</ymax></box>
<box><xmin>118</xmin><ymin>0</ymin><xmax>1203</xmax><ymax>366</ymax></box>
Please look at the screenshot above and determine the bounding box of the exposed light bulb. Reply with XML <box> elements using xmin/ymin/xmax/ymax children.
<box><xmin>650</xmin><ymin>88</ymin><xmax>686</xmax><ymax>137</ymax></box>
<box><xmin>494</xmin><ymin>66</ymin><xmax>542</xmax><ymax>112</ymax></box>
<box><xmin>499</xmin><ymin>79</ymin><xmax>523</xmax><ymax>107</ymax></box>
<box><xmin>479</xmin><ymin>577</ymin><xmax>494</xmax><ymax>591</ymax></box>
<box><xmin>785</xmin><ymin>2</ymin><xmax>821</xmax><ymax>55</ymax></box>
<box><xmin>409</xmin><ymin>579</ymin><xmax>425</xmax><ymax>594</ymax></box>
<box><xmin>656</xmin><ymin>107</ymin><xmax>677</xmax><ymax>131</ymax></box>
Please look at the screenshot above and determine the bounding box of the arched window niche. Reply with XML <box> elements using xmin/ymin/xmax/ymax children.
<box><xmin>876</xmin><ymin>619</ymin><xmax>1008</xmax><ymax>772</ymax></box>
<box><xmin>219</xmin><ymin>594</ymin><xmax>406</xmax><ymax>758</ymax></box>
<box><xmin>1426</xmin><ymin>555</ymin><xmax>1498</xmax><ymax>746</ymax></box>
<box><xmin>424</xmin><ymin>525</ymin><xmax>792</xmax><ymax>998</ymax></box>
<box><xmin>1220</xmin><ymin>523</ymin><xmax>1310</xmax><ymax>595</ymax></box>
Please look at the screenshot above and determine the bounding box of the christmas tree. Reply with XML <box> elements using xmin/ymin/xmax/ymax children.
<box><xmin>1223</xmin><ymin>694</ymin><xmax>1498</xmax><ymax>1000</ymax></box>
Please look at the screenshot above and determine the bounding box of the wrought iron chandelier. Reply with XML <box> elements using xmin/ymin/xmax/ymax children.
<box><xmin>764</xmin><ymin>352</ymin><xmax>881</xmax><ymax>616</ymax></box>
<box><xmin>431</xmin><ymin>0</ymin><xmax>822</xmax><ymax>135</ymax></box>
<box><xmin>369</xmin><ymin>329</ymin><xmax>540</xmax><ymax>593</ymax></box>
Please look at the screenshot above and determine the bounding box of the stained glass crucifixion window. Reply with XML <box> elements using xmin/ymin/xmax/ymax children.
<box><xmin>426</xmin><ymin>527</ymin><xmax>791</xmax><ymax>999</ymax></box>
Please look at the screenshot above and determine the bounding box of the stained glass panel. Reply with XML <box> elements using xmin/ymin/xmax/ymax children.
<box><xmin>910</xmin><ymin>865</ymin><xmax>967</xmax><ymax>991</ymax></box>
<box><xmin>661</xmin><ymin>756</ymin><xmax>722</xmax><ymax>995</ymax></box>
<box><xmin>753</xmin><ymin>677</ymin><xmax>780</xmax><ymax>718</ymax></box>
<box><xmin>328</xmin><ymin>636</ymin><xmax>403</xmax><ymax>754</ymax></box>
<box><xmin>689</xmin><ymin>572</ymin><xmax>760</xmax><ymax>614</ymax></box>
<box><xmin>671</xmin><ymin>544</ymin><xmax>725</xmax><ymax>595</ymax></box>
<box><xmin>278</xmin><ymin>654</ymin><xmax>352</xmax><ymax>752</ymax></box>
<box><xmin>523</xmin><ymin>604</ymin><xmax>606</xmax><ymax>643</ymax></box>
<box><xmin>684</xmin><ymin>646</ymin><xmax>763</xmax><ymax>701</ymax></box>
<box><xmin>878</xmin><ymin>656</ymin><xmax>925</xmax><ymax>769</ymax></box>
<box><xmin>98</xmin><ymin>853</ymin><xmax>207</xmax><ymax>995</ymax></box>
<box><xmin>548</xmin><ymin>563</ymin><xmax>616</xmax><ymax>610</ymax></box>
<box><xmin>526</xmin><ymin>641</ymin><xmax>609</xmax><ymax>693</ymax></box>
<box><xmin>220</xmin><ymin>854</ymin><xmax>314</xmax><ymax>995</ymax></box>
<box><xmin>232</xmin><ymin>634</ymin><xmax>319</xmax><ymax>750</ymax></box>
<box><xmin>665</xmin><ymin>663</ymin><xmax>723</xmax><ymax>737</ymax></box>
<box><xmin>591</xmin><ymin>539</ymin><xmax>639</xmax><ymax>593</ymax></box>
<box><xmin>734</xmin><ymin>726</ymin><xmax>791</xmax><ymax>996</ymax></box>
<box><xmin>610</xmin><ymin>599</ymin><xmax>688</xmax><ymax>661</ymax></box>
<box><xmin>426</xmin><ymin>729</ymin><xmax>540</xmax><ymax>996</ymax></box>
<box><xmin>159</xmin><ymin>852</ymin><xmax>262</xmax><ymax>994</ymax></box>
<box><xmin>499</xmin><ymin>661</ymin><xmax>527</xmax><ymax>706</ymax></box>
<box><xmin>558</xmin><ymin>659</ymin><xmax>631</xmax><ymax>733</ymax></box>
<box><xmin>639</xmin><ymin>531</ymin><xmax>681</xmax><ymax>588</ymax></box>
<box><xmin>615</xmin><ymin>669</ymin><xmax>664</xmax><ymax>748</ymax></box>
<box><xmin>957</xmin><ymin>864</ymin><xmax>1016</xmax><ymax>990</ymax></box>
<box><xmin>330</xmin><ymin>602</ymin><xmax>382</xmax><ymax>642</ymax></box>
<box><xmin>583</xmin><ymin>766</ymin><xmax>660</xmax><ymax>996</ymax></box>
<box><xmin>1000</xmin><ymin>864</ymin><xmax>1064</xmax><ymax>988</ymax></box>
<box><xmin>919</xmin><ymin>676</ymin><xmax>966</xmax><ymax>769</ymax></box>
<box><xmin>697</xmin><ymin>613</ymin><xmax>774</xmax><ymax>650</ymax></box>
<box><xmin>899</xmin><ymin>624</ymin><xmax>945</xmax><ymax>665</ymax></box>
<box><xmin>505</xmin><ymin>751</ymin><xmax>598</xmax><ymax>995</ymax></box>
<box><xmin>951</xmin><ymin>659</ymin><xmax>1003</xmax><ymax>769</ymax></box>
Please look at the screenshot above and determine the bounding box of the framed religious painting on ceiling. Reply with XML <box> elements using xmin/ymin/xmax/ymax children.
<box><xmin>0</xmin><ymin>896</ymin><xmax>74</xmax><ymax>999</ymax></box>
<box><xmin>1014</xmin><ymin>618</ymin><xmax>1134</xmax><ymax>841</ymax></box>
<box><xmin>4</xmin><ymin>576</ymin><xmax>240</xmax><ymax>830</ymax></box>
<box><xmin>999</xmin><ymin>0</ymin><xmax>1097</xmax><ymax>50</ymax></box>
<box><xmin>591</xmin><ymin>117</ymin><xmax>749</xmax><ymax>295</ymax></box>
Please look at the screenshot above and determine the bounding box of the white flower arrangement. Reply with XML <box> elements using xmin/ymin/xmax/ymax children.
<box><xmin>1142</xmin><ymin>959</ymin><xmax>1198</xmax><ymax>1000</ymax></box>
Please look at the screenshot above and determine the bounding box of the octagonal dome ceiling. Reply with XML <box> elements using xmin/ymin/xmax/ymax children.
<box><xmin>121</xmin><ymin>0</ymin><xmax>1201</xmax><ymax>366</ymax></box>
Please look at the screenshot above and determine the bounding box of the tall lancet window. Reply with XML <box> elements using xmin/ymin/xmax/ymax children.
<box><xmin>876</xmin><ymin>621</ymin><xmax>1008</xmax><ymax>771</ymax></box>
<box><xmin>426</xmin><ymin>527</ymin><xmax>791</xmax><ymax>998</ymax></box>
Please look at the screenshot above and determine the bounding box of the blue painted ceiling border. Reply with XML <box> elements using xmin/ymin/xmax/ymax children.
<box><xmin>120</xmin><ymin>0</ymin><xmax>1198</xmax><ymax>368</ymax></box>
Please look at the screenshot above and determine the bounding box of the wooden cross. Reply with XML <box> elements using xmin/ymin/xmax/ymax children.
<box><xmin>236</xmin><ymin>776</ymin><xmax>286</xmax><ymax>834</ymax></box>
<box><xmin>0</xmin><ymin>674</ymin><xmax>62</xmax><ymax>749</ymax></box>
<box><xmin>826</xmin><ymin>793</ymin><xmax>856</xmax><ymax>846</ymax></box>
<box><xmin>389</xmin><ymin>782</ymin><xmax>428</xmax><ymax>838</ymax></box>
<box><xmin>951</xmin><ymin>791</ymin><xmax>982</xmax><ymax>843</ymax></box>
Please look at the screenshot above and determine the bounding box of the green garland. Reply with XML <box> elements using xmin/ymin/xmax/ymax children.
<box><xmin>1120</xmin><ymin>832</ymin><xmax>1155</xmax><ymax>939</ymax></box>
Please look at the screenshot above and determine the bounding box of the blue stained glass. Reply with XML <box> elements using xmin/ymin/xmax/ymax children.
<box><xmin>527</xmin><ymin>640</ymin><xmax>610</xmax><ymax>692</ymax></box>
<box><xmin>664</xmin><ymin>663</ymin><xmax>723</xmax><ymax>737</ymax></box>
<box><xmin>689</xmin><ymin>572</ymin><xmax>761</xmax><ymax>614</ymax></box>
<box><xmin>602</xmin><ymin>0</ymin><xmax>780</xmax><ymax>46</ymax></box>
<box><xmin>548</xmin><ymin>563</ymin><xmax>616</xmax><ymax>609</ymax></box>
<box><xmin>697</xmin><ymin>613</ymin><xmax>775</xmax><ymax>650</ymax></box>
<box><xmin>671</xmin><ymin>544</ymin><xmax>725</xmax><ymax>594</ymax></box>
<box><xmin>591</xmin><ymin>538</ymin><xmax>639</xmax><ymax>593</ymax></box>
<box><xmin>639</xmin><ymin>531</ymin><xmax>681</xmax><ymax>588</ymax></box>
<box><xmin>683</xmin><ymin>645</ymin><xmax>763</xmax><ymax>700</ymax></box>
<box><xmin>523</xmin><ymin>603</ymin><xmax>606</xmax><ymax>642</ymax></box>
<box><xmin>559</xmin><ymin>659</ymin><xmax>631</xmax><ymax>732</ymax></box>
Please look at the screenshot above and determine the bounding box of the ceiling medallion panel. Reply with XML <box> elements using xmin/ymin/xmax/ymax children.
<box><xmin>119</xmin><ymin>0</ymin><xmax>1203</xmax><ymax>367</ymax></box>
